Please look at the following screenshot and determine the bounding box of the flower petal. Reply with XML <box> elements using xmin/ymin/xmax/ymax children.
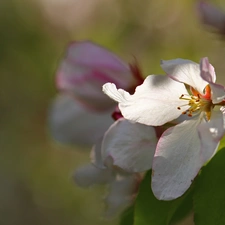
<box><xmin>161</xmin><ymin>59</ymin><xmax>207</xmax><ymax>94</ymax></box>
<box><xmin>56</xmin><ymin>41</ymin><xmax>137</xmax><ymax>111</ymax></box>
<box><xmin>65</xmin><ymin>41</ymin><xmax>130</xmax><ymax>71</ymax></box>
<box><xmin>49</xmin><ymin>94</ymin><xmax>113</xmax><ymax>146</ymax></box>
<box><xmin>199</xmin><ymin>57</ymin><xmax>225</xmax><ymax>103</ymax></box>
<box><xmin>152</xmin><ymin>119</ymin><xmax>202</xmax><ymax>200</ymax></box>
<box><xmin>90</xmin><ymin>138</ymin><xmax>105</xmax><ymax>168</ymax></box>
<box><xmin>104</xmin><ymin>174</ymin><xmax>140</xmax><ymax>218</ymax></box>
<box><xmin>102</xmin><ymin>118</ymin><xmax>157</xmax><ymax>173</ymax></box>
<box><xmin>198</xmin><ymin>110</ymin><xmax>224</xmax><ymax>163</ymax></box>
<box><xmin>200</xmin><ymin>57</ymin><xmax>216</xmax><ymax>83</ymax></box>
<box><xmin>209</xmin><ymin>82</ymin><xmax>225</xmax><ymax>104</ymax></box>
<box><xmin>73</xmin><ymin>164</ymin><xmax>114</xmax><ymax>188</ymax></box>
<box><xmin>103</xmin><ymin>75</ymin><xmax>189</xmax><ymax>126</ymax></box>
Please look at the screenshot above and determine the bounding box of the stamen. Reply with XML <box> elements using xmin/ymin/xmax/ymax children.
<box><xmin>177</xmin><ymin>87</ymin><xmax>213</xmax><ymax>120</ymax></box>
<box><xmin>177</xmin><ymin>103</ymin><xmax>190</xmax><ymax>109</ymax></box>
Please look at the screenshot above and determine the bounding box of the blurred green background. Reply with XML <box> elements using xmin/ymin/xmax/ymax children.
<box><xmin>1</xmin><ymin>0</ymin><xmax>225</xmax><ymax>224</ymax></box>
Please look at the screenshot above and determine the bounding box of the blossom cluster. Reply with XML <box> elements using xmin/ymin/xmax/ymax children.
<box><xmin>49</xmin><ymin>41</ymin><xmax>150</xmax><ymax>217</ymax></box>
<box><xmin>49</xmin><ymin>1</ymin><xmax>225</xmax><ymax>216</ymax></box>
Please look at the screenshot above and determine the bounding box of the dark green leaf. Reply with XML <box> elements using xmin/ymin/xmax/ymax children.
<box><xmin>170</xmin><ymin>188</ymin><xmax>193</xmax><ymax>225</ymax></box>
<box><xmin>120</xmin><ymin>206</ymin><xmax>134</xmax><ymax>225</ymax></box>
<box><xmin>193</xmin><ymin>147</ymin><xmax>225</xmax><ymax>225</ymax></box>
<box><xmin>134</xmin><ymin>171</ymin><xmax>193</xmax><ymax>225</ymax></box>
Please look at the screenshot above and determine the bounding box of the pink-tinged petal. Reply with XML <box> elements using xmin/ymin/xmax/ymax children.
<box><xmin>104</xmin><ymin>174</ymin><xmax>140</xmax><ymax>218</ymax></box>
<box><xmin>49</xmin><ymin>94</ymin><xmax>113</xmax><ymax>146</ymax></box>
<box><xmin>65</xmin><ymin>41</ymin><xmax>130</xmax><ymax>71</ymax></box>
<box><xmin>199</xmin><ymin>57</ymin><xmax>225</xmax><ymax>103</ymax></box>
<box><xmin>73</xmin><ymin>164</ymin><xmax>115</xmax><ymax>188</ymax></box>
<box><xmin>103</xmin><ymin>75</ymin><xmax>189</xmax><ymax>126</ymax></box>
<box><xmin>56</xmin><ymin>41</ymin><xmax>138</xmax><ymax>111</ymax></box>
<box><xmin>102</xmin><ymin>118</ymin><xmax>157</xmax><ymax>172</ymax></box>
<box><xmin>200</xmin><ymin>57</ymin><xmax>216</xmax><ymax>83</ymax></box>
<box><xmin>161</xmin><ymin>59</ymin><xmax>207</xmax><ymax>94</ymax></box>
<box><xmin>198</xmin><ymin>110</ymin><xmax>224</xmax><ymax>163</ymax></box>
<box><xmin>197</xmin><ymin>1</ymin><xmax>225</xmax><ymax>32</ymax></box>
<box><xmin>152</xmin><ymin>119</ymin><xmax>202</xmax><ymax>200</ymax></box>
<box><xmin>57</xmin><ymin>63</ymin><xmax>117</xmax><ymax>110</ymax></box>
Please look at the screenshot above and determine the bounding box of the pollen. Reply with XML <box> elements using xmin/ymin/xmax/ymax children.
<box><xmin>177</xmin><ymin>85</ymin><xmax>213</xmax><ymax>120</ymax></box>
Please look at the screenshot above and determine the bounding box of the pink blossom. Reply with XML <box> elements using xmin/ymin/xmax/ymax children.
<box><xmin>56</xmin><ymin>41</ymin><xmax>143</xmax><ymax>111</ymax></box>
<box><xmin>49</xmin><ymin>41</ymin><xmax>143</xmax><ymax>146</ymax></box>
<box><xmin>197</xmin><ymin>1</ymin><xmax>225</xmax><ymax>34</ymax></box>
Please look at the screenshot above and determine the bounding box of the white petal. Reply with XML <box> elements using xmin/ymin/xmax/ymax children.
<box><xmin>49</xmin><ymin>94</ymin><xmax>113</xmax><ymax>146</ymax></box>
<box><xmin>73</xmin><ymin>164</ymin><xmax>114</xmax><ymax>188</ymax></box>
<box><xmin>161</xmin><ymin>59</ymin><xmax>208</xmax><ymax>94</ymax></box>
<box><xmin>198</xmin><ymin>110</ymin><xmax>224</xmax><ymax>163</ymax></box>
<box><xmin>210</xmin><ymin>82</ymin><xmax>225</xmax><ymax>104</ymax></box>
<box><xmin>103</xmin><ymin>75</ymin><xmax>189</xmax><ymax>126</ymax></box>
<box><xmin>90</xmin><ymin>138</ymin><xmax>115</xmax><ymax>170</ymax></box>
<box><xmin>104</xmin><ymin>174</ymin><xmax>139</xmax><ymax>218</ymax></box>
<box><xmin>102</xmin><ymin>118</ymin><xmax>157</xmax><ymax>172</ymax></box>
<box><xmin>103</xmin><ymin>83</ymin><xmax>130</xmax><ymax>103</ymax></box>
<box><xmin>90</xmin><ymin>138</ymin><xmax>105</xmax><ymax>168</ymax></box>
<box><xmin>152</xmin><ymin>119</ymin><xmax>202</xmax><ymax>200</ymax></box>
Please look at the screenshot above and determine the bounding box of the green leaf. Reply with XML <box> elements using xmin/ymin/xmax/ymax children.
<box><xmin>170</xmin><ymin>188</ymin><xmax>193</xmax><ymax>225</ymax></box>
<box><xmin>120</xmin><ymin>206</ymin><xmax>134</xmax><ymax>225</ymax></box>
<box><xmin>193</xmin><ymin>147</ymin><xmax>225</xmax><ymax>225</ymax></box>
<box><xmin>134</xmin><ymin>171</ymin><xmax>193</xmax><ymax>225</ymax></box>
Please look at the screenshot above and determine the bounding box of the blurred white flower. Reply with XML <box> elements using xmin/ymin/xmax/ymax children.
<box><xmin>74</xmin><ymin>118</ymin><xmax>156</xmax><ymax>218</ymax></box>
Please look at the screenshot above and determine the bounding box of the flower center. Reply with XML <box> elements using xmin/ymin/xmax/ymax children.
<box><xmin>177</xmin><ymin>85</ymin><xmax>213</xmax><ymax>120</ymax></box>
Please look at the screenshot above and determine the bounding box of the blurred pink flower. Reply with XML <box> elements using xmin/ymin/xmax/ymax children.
<box><xmin>197</xmin><ymin>0</ymin><xmax>225</xmax><ymax>34</ymax></box>
<box><xmin>49</xmin><ymin>41</ymin><xmax>143</xmax><ymax>146</ymax></box>
<box><xmin>50</xmin><ymin>41</ymin><xmax>158</xmax><ymax>216</ymax></box>
<box><xmin>56</xmin><ymin>41</ymin><xmax>143</xmax><ymax>111</ymax></box>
